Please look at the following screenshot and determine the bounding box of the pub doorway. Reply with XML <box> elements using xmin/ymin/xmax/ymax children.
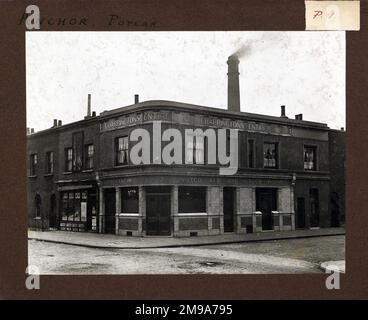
<box><xmin>256</xmin><ymin>188</ymin><xmax>277</xmax><ymax>231</ymax></box>
<box><xmin>309</xmin><ymin>188</ymin><xmax>320</xmax><ymax>228</ymax></box>
<box><xmin>145</xmin><ymin>186</ymin><xmax>171</xmax><ymax>236</ymax></box>
<box><xmin>296</xmin><ymin>197</ymin><xmax>306</xmax><ymax>229</ymax></box>
<box><xmin>86</xmin><ymin>191</ymin><xmax>98</xmax><ymax>232</ymax></box>
<box><xmin>104</xmin><ymin>188</ymin><xmax>116</xmax><ymax>234</ymax></box>
<box><xmin>223</xmin><ymin>187</ymin><xmax>236</xmax><ymax>233</ymax></box>
<box><xmin>49</xmin><ymin>194</ymin><xmax>57</xmax><ymax>229</ymax></box>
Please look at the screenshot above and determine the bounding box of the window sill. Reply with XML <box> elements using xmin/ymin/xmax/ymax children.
<box><xmin>63</xmin><ymin>171</ymin><xmax>73</xmax><ymax>175</ymax></box>
<box><xmin>44</xmin><ymin>173</ymin><xmax>54</xmax><ymax>177</ymax></box>
<box><xmin>82</xmin><ymin>169</ymin><xmax>94</xmax><ymax>173</ymax></box>
<box><xmin>115</xmin><ymin>164</ymin><xmax>129</xmax><ymax>168</ymax></box>
<box><xmin>177</xmin><ymin>212</ymin><xmax>207</xmax><ymax>216</ymax></box>
<box><xmin>28</xmin><ymin>175</ymin><xmax>37</xmax><ymax>178</ymax></box>
<box><xmin>34</xmin><ymin>217</ymin><xmax>41</xmax><ymax>220</ymax></box>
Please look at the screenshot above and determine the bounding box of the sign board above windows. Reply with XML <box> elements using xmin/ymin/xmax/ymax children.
<box><xmin>100</xmin><ymin>109</ymin><xmax>328</xmax><ymax>140</ymax></box>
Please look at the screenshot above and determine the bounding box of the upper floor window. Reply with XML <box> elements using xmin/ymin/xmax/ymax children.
<box><xmin>45</xmin><ymin>151</ymin><xmax>54</xmax><ymax>174</ymax></box>
<box><xmin>186</xmin><ymin>139</ymin><xmax>204</xmax><ymax>164</ymax></box>
<box><xmin>65</xmin><ymin>148</ymin><xmax>73</xmax><ymax>172</ymax></box>
<box><xmin>263</xmin><ymin>142</ymin><xmax>278</xmax><ymax>168</ymax></box>
<box><xmin>304</xmin><ymin>146</ymin><xmax>317</xmax><ymax>170</ymax></box>
<box><xmin>30</xmin><ymin>154</ymin><xmax>37</xmax><ymax>176</ymax></box>
<box><xmin>85</xmin><ymin>144</ymin><xmax>94</xmax><ymax>170</ymax></box>
<box><xmin>116</xmin><ymin>136</ymin><xmax>129</xmax><ymax>165</ymax></box>
<box><xmin>248</xmin><ymin>139</ymin><xmax>254</xmax><ymax>168</ymax></box>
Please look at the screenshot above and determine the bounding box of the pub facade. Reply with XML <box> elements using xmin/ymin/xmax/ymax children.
<box><xmin>27</xmin><ymin>55</ymin><xmax>345</xmax><ymax>237</ymax></box>
<box><xmin>27</xmin><ymin>99</ymin><xmax>345</xmax><ymax>237</ymax></box>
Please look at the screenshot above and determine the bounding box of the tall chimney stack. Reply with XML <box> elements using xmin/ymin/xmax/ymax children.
<box><xmin>227</xmin><ymin>55</ymin><xmax>241</xmax><ymax>112</ymax></box>
<box><xmin>87</xmin><ymin>94</ymin><xmax>91</xmax><ymax>117</ymax></box>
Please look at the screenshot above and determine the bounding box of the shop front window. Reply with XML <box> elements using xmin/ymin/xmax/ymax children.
<box><xmin>178</xmin><ymin>186</ymin><xmax>206</xmax><ymax>213</ymax></box>
<box><xmin>121</xmin><ymin>187</ymin><xmax>139</xmax><ymax>213</ymax></box>
<box><xmin>61</xmin><ymin>191</ymin><xmax>87</xmax><ymax>222</ymax></box>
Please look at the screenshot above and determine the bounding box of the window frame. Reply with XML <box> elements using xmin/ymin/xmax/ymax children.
<box><xmin>263</xmin><ymin>142</ymin><xmax>278</xmax><ymax>169</ymax></box>
<box><xmin>247</xmin><ymin>139</ymin><xmax>255</xmax><ymax>168</ymax></box>
<box><xmin>84</xmin><ymin>144</ymin><xmax>94</xmax><ymax>170</ymax></box>
<box><xmin>45</xmin><ymin>151</ymin><xmax>54</xmax><ymax>174</ymax></box>
<box><xmin>65</xmin><ymin>147</ymin><xmax>73</xmax><ymax>172</ymax></box>
<box><xmin>303</xmin><ymin>145</ymin><xmax>317</xmax><ymax>171</ymax></box>
<box><xmin>121</xmin><ymin>187</ymin><xmax>139</xmax><ymax>213</ymax></box>
<box><xmin>115</xmin><ymin>136</ymin><xmax>129</xmax><ymax>166</ymax></box>
<box><xmin>178</xmin><ymin>186</ymin><xmax>207</xmax><ymax>213</ymax></box>
<box><xmin>30</xmin><ymin>153</ymin><xmax>38</xmax><ymax>176</ymax></box>
<box><xmin>186</xmin><ymin>137</ymin><xmax>206</xmax><ymax>165</ymax></box>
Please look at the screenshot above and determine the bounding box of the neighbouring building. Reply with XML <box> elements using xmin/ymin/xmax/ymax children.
<box><xmin>27</xmin><ymin>55</ymin><xmax>345</xmax><ymax>237</ymax></box>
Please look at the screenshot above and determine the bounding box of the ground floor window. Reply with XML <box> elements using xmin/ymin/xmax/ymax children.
<box><xmin>178</xmin><ymin>186</ymin><xmax>206</xmax><ymax>213</ymax></box>
<box><xmin>121</xmin><ymin>187</ymin><xmax>139</xmax><ymax>213</ymax></box>
<box><xmin>61</xmin><ymin>191</ymin><xmax>88</xmax><ymax>222</ymax></box>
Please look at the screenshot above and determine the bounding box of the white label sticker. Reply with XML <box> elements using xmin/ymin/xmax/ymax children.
<box><xmin>305</xmin><ymin>1</ymin><xmax>360</xmax><ymax>30</ymax></box>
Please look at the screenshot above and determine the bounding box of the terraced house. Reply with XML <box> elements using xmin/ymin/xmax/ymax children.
<box><xmin>27</xmin><ymin>55</ymin><xmax>345</xmax><ymax>237</ymax></box>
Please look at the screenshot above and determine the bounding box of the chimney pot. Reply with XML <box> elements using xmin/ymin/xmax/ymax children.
<box><xmin>341</xmin><ymin>127</ymin><xmax>344</xmax><ymax>131</ymax></box>
<box><xmin>53</xmin><ymin>119</ymin><xmax>58</xmax><ymax>127</ymax></box>
<box><xmin>92</xmin><ymin>111</ymin><xmax>96</xmax><ymax>117</ymax></box>
<box><xmin>134</xmin><ymin>94</ymin><xmax>139</xmax><ymax>104</ymax></box>
<box><xmin>58</xmin><ymin>120</ymin><xmax>62</xmax><ymax>126</ymax></box>
<box><xmin>27</xmin><ymin>127</ymin><xmax>30</xmax><ymax>135</ymax></box>
<box><xmin>31</xmin><ymin>128</ymin><xmax>34</xmax><ymax>134</ymax></box>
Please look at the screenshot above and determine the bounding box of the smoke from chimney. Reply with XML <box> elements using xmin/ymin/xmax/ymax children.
<box><xmin>227</xmin><ymin>55</ymin><xmax>241</xmax><ymax>112</ymax></box>
<box><xmin>231</xmin><ymin>44</ymin><xmax>250</xmax><ymax>59</ymax></box>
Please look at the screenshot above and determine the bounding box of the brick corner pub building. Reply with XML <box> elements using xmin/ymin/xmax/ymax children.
<box><xmin>27</xmin><ymin>55</ymin><xmax>345</xmax><ymax>237</ymax></box>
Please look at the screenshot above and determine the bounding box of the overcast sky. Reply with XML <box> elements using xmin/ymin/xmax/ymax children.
<box><xmin>26</xmin><ymin>31</ymin><xmax>345</xmax><ymax>131</ymax></box>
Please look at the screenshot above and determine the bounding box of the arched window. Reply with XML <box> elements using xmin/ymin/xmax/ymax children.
<box><xmin>35</xmin><ymin>194</ymin><xmax>41</xmax><ymax>218</ymax></box>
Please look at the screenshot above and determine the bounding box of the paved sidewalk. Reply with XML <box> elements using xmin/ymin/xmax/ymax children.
<box><xmin>28</xmin><ymin>227</ymin><xmax>345</xmax><ymax>249</ymax></box>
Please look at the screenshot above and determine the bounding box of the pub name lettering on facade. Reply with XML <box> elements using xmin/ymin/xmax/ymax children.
<box><xmin>100</xmin><ymin>110</ymin><xmax>292</xmax><ymax>136</ymax></box>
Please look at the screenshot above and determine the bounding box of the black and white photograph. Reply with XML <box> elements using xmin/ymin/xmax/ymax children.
<box><xmin>26</xmin><ymin>31</ymin><xmax>346</xmax><ymax>275</ymax></box>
